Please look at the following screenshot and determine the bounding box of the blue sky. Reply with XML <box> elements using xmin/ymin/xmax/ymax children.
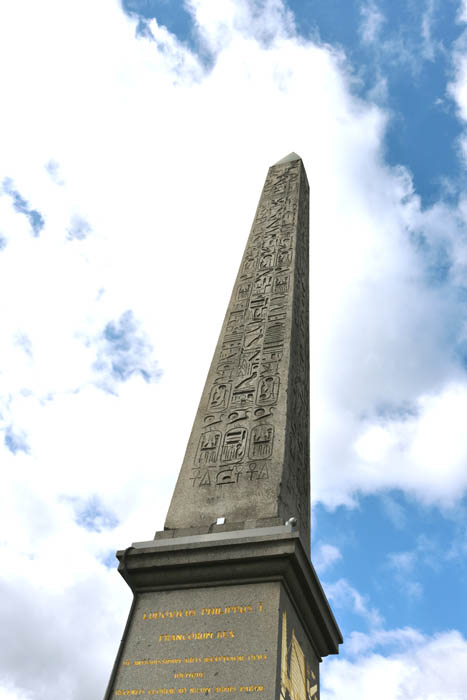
<box><xmin>2</xmin><ymin>0</ymin><xmax>467</xmax><ymax>698</ymax></box>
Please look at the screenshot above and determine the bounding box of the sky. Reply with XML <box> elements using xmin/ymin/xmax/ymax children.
<box><xmin>1</xmin><ymin>0</ymin><xmax>467</xmax><ymax>698</ymax></box>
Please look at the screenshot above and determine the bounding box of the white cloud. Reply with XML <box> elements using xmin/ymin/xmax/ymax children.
<box><xmin>0</xmin><ymin>0</ymin><xmax>467</xmax><ymax>696</ymax></box>
<box><xmin>359</xmin><ymin>1</ymin><xmax>386</xmax><ymax>44</ymax></box>
<box><xmin>325</xmin><ymin>579</ymin><xmax>384</xmax><ymax>628</ymax></box>
<box><xmin>421</xmin><ymin>0</ymin><xmax>439</xmax><ymax>61</ymax></box>
<box><xmin>388</xmin><ymin>551</ymin><xmax>416</xmax><ymax>572</ymax></box>
<box><xmin>459</xmin><ymin>0</ymin><xmax>467</xmax><ymax>24</ymax></box>
<box><xmin>322</xmin><ymin>628</ymin><xmax>467</xmax><ymax>700</ymax></box>
<box><xmin>387</xmin><ymin>551</ymin><xmax>424</xmax><ymax>599</ymax></box>
<box><xmin>313</xmin><ymin>543</ymin><xmax>342</xmax><ymax>574</ymax></box>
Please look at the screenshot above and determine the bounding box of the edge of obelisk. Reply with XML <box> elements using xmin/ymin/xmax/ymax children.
<box><xmin>273</xmin><ymin>152</ymin><xmax>302</xmax><ymax>165</ymax></box>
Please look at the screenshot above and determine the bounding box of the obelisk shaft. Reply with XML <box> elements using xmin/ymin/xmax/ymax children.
<box><xmin>164</xmin><ymin>154</ymin><xmax>310</xmax><ymax>551</ymax></box>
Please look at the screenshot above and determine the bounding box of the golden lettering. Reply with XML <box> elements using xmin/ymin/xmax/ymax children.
<box><xmin>215</xmin><ymin>688</ymin><xmax>236</xmax><ymax>694</ymax></box>
<box><xmin>174</xmin><ymin>673</ymin><xmax>204</xmax><ymax>680</ymax></box>
<box><xmin>216</xmin><ymin>631</ymin><xmax>235</xmax><ymax>639</ymax></box>
<box><xmin>239</xmin><ymin>686</ymin><xmax>264</xmax><ymax>693</ymax></box>
<box><xmin>133</xmin><ymin>659</ymin><xmax>182</xmax><ymax>666</ymax></box>
<box><xmin>201</xmin><ymin>605</ymin><xmax>253</xmax><ymax>617</ymax></box>
<box><xmin>160</xmin><ymin>632</ymin><xmax>214</xmax><ymax>643</ymax></box>
<box><xmin>189</xmin><ymin>689</ymin><xmax>211</xmax><ymax>695</ymax></box>
<box><xmin>144</xmin><ymin>610</ymin><xmax>196</xmax><ymax>621</ymax></box>
<box><xmin>144</xmin><ymin>604</ymin><xmax>259</xmax><ymax>621</ymax></box>
<box><xmin>115</xmin><ymin>691</ymin><xmax>145</xmax><ymax>696</ymax></box>
<box><xmin>201</xmin><ymin>607</ymin><xmax>222</xmax><ymax>616</ymax></box>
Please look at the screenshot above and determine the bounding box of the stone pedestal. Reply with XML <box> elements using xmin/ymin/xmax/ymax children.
<box><xmin>104</xmin><ymin>526</ymin><xmax>342</xmax><ymax>699</ymax></box>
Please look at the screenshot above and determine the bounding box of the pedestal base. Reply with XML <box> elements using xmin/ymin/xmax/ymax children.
<box><xmin>104</xmin><ymin>526</ymin><xmax>342</xmax><ymax>699</ymax></box>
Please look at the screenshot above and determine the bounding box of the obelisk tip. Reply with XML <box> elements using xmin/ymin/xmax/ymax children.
<box><xmin>273</xmin><ymin>152</ymin><xmax>302</xmax><ymax>165</ymax></box>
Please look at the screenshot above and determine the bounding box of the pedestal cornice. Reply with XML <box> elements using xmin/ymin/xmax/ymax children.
<box><xmin>116</xmin><ymin>526</ymin><xmax>342</xmax><ymax>661</ymax></box>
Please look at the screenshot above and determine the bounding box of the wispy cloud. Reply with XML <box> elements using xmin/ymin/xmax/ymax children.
<box><xmin>459</xmin><ymin>0</ymin><xmax>467</xmax><ymax>24</ymax></box>
<box><xmin>323</xmin><ymin>628</ymin><xmax>467</xmax><ymax>699</ymax></box>
<box><xmin>2</xmin><ymin>178</ymin><xmax>44</xmax><ymax>236</ymax></box>
<box><xmin>387</xmin><ymin>550</ymin><xmax>423</xmax><ymax>598</ymax></box>
<box><xmin>359</xmin><ymin>1</ymin><xmax>385</xmax><ymax>44</ymax></box>
<box><xmin>381</xmin><ymin>494</ymin><xmax>407</xmax><ymax>529</ymax></box>
<box><xmin>325</xmin><ymin>578</ymin><xmax>384</xmax><ymax>628</ymax></box>
<box><xmin>4</xmin><ymin>426</ymin><xmax>30</xmax><ymax>455</ymax></box>
<box><xmin>93</xmin><ymin>310</ymin><xmax>162</xmax><ymax>393</ymax></box>
<box><xmin>313</xmin><ymin>542</ymin><xmax>342</xmax><ymax>574</ymax></box>
<box><xmin>14</xmin><ymin>333</ymin><xmax>32</xmax><ymax>358</ymax></box>
<box><xmin>44</xmin><ymin>159</ymin><xmax>64</xmax><ymax>185</ymax></box>
<box><xmin>421</xmin><ymin>0</ymin><xmax>437</xmax><ymax>61</ymax></box>
<box><xmin>67</xmin><ymin>215</ymin><xmax>91</xmax><ymax>241</ymax></box>
<box><xmin>70</xmin><ymin>495</ymin><xmax>119</xmax><ymax>532</ymax></box>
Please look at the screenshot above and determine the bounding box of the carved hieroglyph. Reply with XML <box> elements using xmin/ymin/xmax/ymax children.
<box><xmin>165</xmin><ymin>153</ymin><xmax>310</xmax><ymax>550</ymax></box>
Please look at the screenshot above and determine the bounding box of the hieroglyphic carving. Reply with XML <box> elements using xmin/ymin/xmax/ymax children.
<box><xmin>248</xmin><ymin>426</ymin><xmax>274</xmax><ymax>460</ymax></box>
<box><xmin>189</xmin><ymin>160</ymin><xmax>301</xmax><ymax>490</ymax></box>
<box><xmin>256</xmin><ymin>376</ymin><xmax>279</xmax><ymax>406</ymax></box>
<box><xmin>165</xmin><ymin>155</ymin><xmax>310</xmax><ymax>552</ymax></box>
<box><xmin>221</xmin><ymin>429</ymin><xmax>248</xmax><ymax>462</ymax></box>
<box><xmin>196</xmin><ymin>431</ymin><xmax>221</xmax><ymax>466</ymax></box>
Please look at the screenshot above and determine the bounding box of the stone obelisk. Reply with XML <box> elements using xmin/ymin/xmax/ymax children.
<box><xmin>164</xmin><ymin>152</ymin><xmax>310</xmax><ymax>551</ymax></box>
<box><xmin>104</xmin><ymin>154</ymin><xmax>342</xmax><ymax>700</ymax></box>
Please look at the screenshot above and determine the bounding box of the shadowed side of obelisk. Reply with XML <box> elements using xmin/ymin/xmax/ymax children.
<box><xmin>163</xmin><ymin>154</ymin><xmax>310</xmax><ymax>550</ymax></box>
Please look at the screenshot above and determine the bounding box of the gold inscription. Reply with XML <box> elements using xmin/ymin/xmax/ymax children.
<box><xmin>239</xmin><ymin>687</ymin><xmax>264</xmax><ymax>693</ymax></box>
<box><xmin>144</xmin><ymin>610</ymin><xmax>196</xmax><ymax>621</ymax></box>
<box><xmin>215</xmin><ymin>688</ymin><xmax>236</xmax><ymax>694</ymax></box>
<box><xmin>127</xmin><ymin>653</ymin><xmax>267</xmax><ymax>668</ymax></box>
<box><xmin>189</xmin><ymin>689</ymin><xmax>211</xmax><ymax>695</ymax></box>
<box><xmin>247</xmin><ymin>654</ymin><xmax>267</xmax><ymax>661</ymax></box>
<box><xmin>133</xmin><ymin>659</ymin><xmax>182</xmax><ymax>666</ymax></box>
<box><xmin>201</xmin><ymin>605</ymin><xmax>252</xmax><ymax>616</ymax></box>
<box><xmin>159</xmin><ymin>632</ymin><xmax>211</xmax><ymax>642</ymax></box>
<box><xmin>174</xmin><ymin>673</ymin><xmax>204</xmax><ymax>680</ymax></box>
<box><xmin>115</xmin><ymin>691</ymin><xmax>145</xmax><ymax>696</ymax></box>
<box><xmin>143</xmin><ymin>604</ymin><xmax>260</xmax><ymax>621</ymax></box>
<box><xmin>159</xmin><ymin>631</ymin><xmax>234</xmax><ymax>643</ymax></box>
<box><xmin>117</xmin><ymin>690</ymin><xmax>262</xmax><ymax>697</ymax></box>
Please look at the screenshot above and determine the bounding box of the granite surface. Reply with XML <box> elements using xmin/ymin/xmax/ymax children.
<box><xmin>108</xmin><ymin>582</ymin><xmax>280</xmax><ymax>698</ymax></box>
<box><xmin>165</xmin><ymin>154</ymin><xmax>310</xmax><ymax>552</ymax></box>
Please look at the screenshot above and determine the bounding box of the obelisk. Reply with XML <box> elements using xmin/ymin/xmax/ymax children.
<box><xmin>164</xmin><ymin>152</ymin><xmax>311</xmax><ymax>551</ymax></box>
<box><xmin>104</xmin><ymin>155</ymin><xmax>342</xmax><ymax>700</ymax></box>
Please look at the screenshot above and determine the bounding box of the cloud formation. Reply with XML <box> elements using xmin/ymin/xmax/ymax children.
<box><xmin>93</xmin><ymin>310</ymin><xmax>161</xmax><ymax>393</ymax></box>
<box><xmin>0</xmin><ymin>0</ymin><xmax>467</xmax><ymax>697</ymax></box>
<box><xmin>2</xmin><ymin>178</ymin><xmax>44</xmax><ymax>236</ymax></box>
<box><xmin>322</xmin><ymin>627</ymin><xmax>467</xmax><ymax>699</ymax></box>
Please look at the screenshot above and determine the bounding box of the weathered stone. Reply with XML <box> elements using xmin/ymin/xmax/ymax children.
<box><xmin>104</xmin><ymin>528</ymin><xmax>341</xmax><ymax>699</ymax></box>
<box><xmin>164</xmin><ymin>154</ymin><xmax>310</xmax><ymax>551</ymax></box>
